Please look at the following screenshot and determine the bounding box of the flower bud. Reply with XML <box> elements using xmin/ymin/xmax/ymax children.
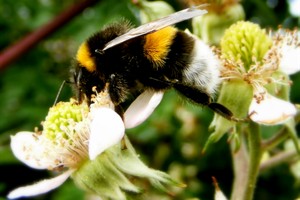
<box><xmin>192</xmin><ymin>3</ymin><xmax>245</xmax><ymax>45</ymax></box>
<box><xmin>204</xmin><ymin>80</ymin><xmax>253</xmax><ymax>152</ymax></box>
<box><xmin>134</xmin><ymin>0</ymin><xmax>175</xmax><ymax>24</ymax></box>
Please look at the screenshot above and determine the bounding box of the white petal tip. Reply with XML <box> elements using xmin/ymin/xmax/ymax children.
<box><xmin>280</xmin><ymin>44</ymin><xmax>300</xmax><ymax>75</ymax></box>
<box><xmin>10</xmin><ymin>132</ymin><xmax>49</xmax><ymax>169</ymax></box>
<box><xmin>249</xmin><ymin>93</ymin><xmax>297</xmax><ymax>125</ymax></box>
<box><xmin>124</xmin><ymin>90</ymin><xmax>164</xmax><ymax>129</ymax></box>
<box><xmin>89</xmin><ymin>108</ymin><xmax>124</xmax><ymax>160</ymax></box>
<box><xmin>7</xmin><ymin>170</ymin><xmax>73</xmax><ymax>199</ymax></box>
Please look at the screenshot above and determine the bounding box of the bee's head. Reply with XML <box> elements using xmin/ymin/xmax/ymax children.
<box><xmin>72</xmin><ymin>65</ymin><xmax>105</xmax><ymax>104</ymax></box>
<box><xmin>72</xmin><ymin>40</ymin><xmax>103</xmax><ymax>103</ymax></box>
<box><xmin>73</xmin><ymin>22</ymin><xmax>132</xmax><ymax>105</ymax></box>
<box><xmin>72</xmin><ymin>65</ymin><xmax>130</xmax><ymax>108</ymax></box>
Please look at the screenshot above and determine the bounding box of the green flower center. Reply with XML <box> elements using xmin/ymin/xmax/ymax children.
<box><xmin>43</xmin><ymin>99</ymin><xmax>89</xmax><ymax>144</ymax></box>
<box><xmin>221</xmin><ymin>21</ymin><xmax>272</xmax><ymax>70</ymax></box>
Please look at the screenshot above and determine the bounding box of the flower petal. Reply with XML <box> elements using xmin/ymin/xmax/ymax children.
<box><xmin>89</xmin><ymin>107</ymin><xmax>125</xmax><ymax>160</ymax></box>
<box><xmin>248</xmin><ymin>93</ymin><xmax>297</xmax><ymax>125</ymax></box>
<box><xmin>214</xmin><ymin>185</ymin><xmax>227</xmax><ymax>200</ymax></box>
<box><xmin>124</xmin><ymin>90</ymin><xmax>164</xmax><ymax>129</ymax></box>
<box><xmin>7</xmin><ymin>170</ymin><xmax>73</xmax><ymax>199</ymax></box>
<box><xmin>10</xmin><ymin>132</ymin><xmax>48</xmax><ymax>169</ymax></box>
<box><xmin>280</xmin><ymin>44</ymin><xmax>300</xmax><ymax>75</ymax></box>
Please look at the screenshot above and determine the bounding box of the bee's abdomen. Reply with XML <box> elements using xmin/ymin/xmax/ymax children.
<box><xmin>166</xmin><ymin>30</ymin><xmax>195</xmax><ymax>75</ymax></box>
<box><xmin>163</xmin><ymin>30</ymin><xmax>221</xmax><ymax>95</ymax></box>
<box><xmin>143</xmin><ymin>28</ymin><xmax>195</xmax><ymax>78</ymax></box>
<box><xmin>143</xmin><ymin>26</ymin><xmax>177</xmax><ymax>68</ymax></box>
<box><xmin>182</xmin><ymin>35</ymin><xmax>221</xmax><ymax>95</ymax></box>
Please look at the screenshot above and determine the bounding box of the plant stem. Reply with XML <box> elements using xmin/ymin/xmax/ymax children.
<box><xmin>260</xmin><ymin>150</ymin><xmax>298</xmax><ymax>172</ymax></box>
<box><xmin>231</xmin><ymin>138</ymin><xmax>249</xmax><ymax>200</ymax></box>
<box><xmin>244</xmin><ymin>122</ymin><xmax>262</xmax><ymax>200</ymax></box>
<box><xmin>261</xmin><ymin>127</ymin><xmax>288</xmax><ymax>151</ymax></box>
<box><xmin>231</xmin><ymin>122</ymin><xmax>262</xmax><ymax>200</ymax></box>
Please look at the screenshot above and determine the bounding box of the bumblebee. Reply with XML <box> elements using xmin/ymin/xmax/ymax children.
<box><xmin>72</xmin><ymin>6</ymin><xmax>237</xmax><ymax>121</ymax></box>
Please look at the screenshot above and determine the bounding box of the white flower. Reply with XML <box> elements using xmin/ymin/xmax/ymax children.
<box><xmin>8</xmin><ymin>89</ymin><xmax>163</xmax><ymax>199</ymax></box>
<box><xmin>249</xmin><ymin>29</ymin><xmax>300</xmax><ymax>125</ymax></box>
<box><xmin>207</xmin><ymin>22</ymin><xmax>299</xmax><ymax>151</ymax></box>
<box><xmin>220</xmin><ymin>22</ymin><xmax>299</xmax><ymax>125</ymax></box>
<box><xmin>8</xmin><ymin>106</ymin><xmax>124</xmax><ymax>199</ymax></box>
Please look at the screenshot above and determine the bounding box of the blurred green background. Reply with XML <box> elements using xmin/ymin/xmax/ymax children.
<box><xmin>0</xmin><ymin>0</ymin><xmax>299</xmax><ymax>199</ymax></box>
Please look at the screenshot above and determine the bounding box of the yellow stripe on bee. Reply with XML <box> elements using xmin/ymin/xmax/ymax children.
<box><xmin>144</xmin><ymin>26</ymin><xmax>177</xmax><ymax>67</ymax></box>
<box><xmin>76</xmin><ymin>42</ymin><xmax>96</xmax><ymax>72</ymax></box>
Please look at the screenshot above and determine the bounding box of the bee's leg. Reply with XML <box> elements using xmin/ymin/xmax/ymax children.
<box><xmin>121</xmin><ymin>137</ymin><xmax>127</xmax><ymax>150</ymax></box>
<box><xmin>207</xmin><ymin>103</ymin><xmax>247</xmax><ymax>122</ymax></box>
<box><xmin>174</xmin><ymin>83</ymin><xmax>246</xmax><ymax>122</ymax></box>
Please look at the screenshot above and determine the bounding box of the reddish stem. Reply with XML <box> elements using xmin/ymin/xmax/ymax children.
<box><xmin>0</xmin><ymin>0</ymin><xmax>99</xmax><ymax>70</ymax></box>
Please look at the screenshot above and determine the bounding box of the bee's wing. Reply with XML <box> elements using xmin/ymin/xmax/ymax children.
<box><xmin>102</xmin><ymin>6</ymin><xmax>207</xmax><ymax>51</ymax></box>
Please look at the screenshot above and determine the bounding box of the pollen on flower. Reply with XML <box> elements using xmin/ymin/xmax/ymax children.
<box><xmin>253</xmin><ymin>91</ymin><xmax>266</xmax><ymax>104</ymax></box>
<box><xmin>39</xmin><ymin>99</ymin><xmax>90</xmax><ymax>169</ymax></box>
<box><xmin>43</xmin><ymin>99</ymin><xmax>88</xmax><ymax>142</ymax></box>
<box><xmin>271</xmin><ymin>28</ymin><xmax>300</xmax><ymax>75</ymax></box>
<box><xmin>219</xmin><ymin>21</ymin><xmax>294</xmax><ymax>95</ymax></box>
<box><xmin>272</xmin><ymin>28</ymin><xmax>299</xmax><ymax>47</ymax></box>
<box><xmin>90</xmin><ymin>84</ymin><xmax>115</xmax><ymax>110</ymax></box>
<box><xmin>28</xmin><ymin>85</ymin><xmax>117</xmax><ymax>171</ymax></box>
<box><xmin>9</xmin><ymin>88</ymin><xmax>183</xmax><ymax>199</ymax></box>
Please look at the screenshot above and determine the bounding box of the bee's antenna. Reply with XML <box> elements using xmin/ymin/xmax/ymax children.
<box><xmin>53</xmin><ymin>80</ymin><xmax>67</xmax><ymax>106</ymax></box>
<box><xmin>95</xmin><ymin>49</ymin><xmax>104</xmax><ymax>55</ymax></box>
